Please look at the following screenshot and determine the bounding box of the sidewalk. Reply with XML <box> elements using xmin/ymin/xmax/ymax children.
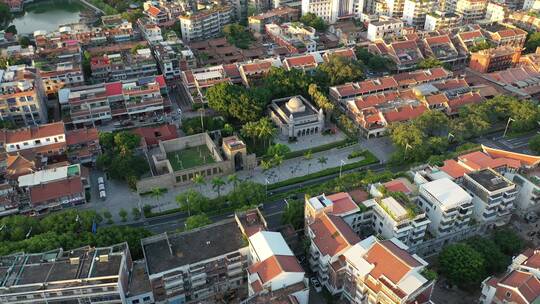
<box><xmin>141</xmin><ymin>143</ymin><xmax>368</xmax><ymax>212</ymax></box>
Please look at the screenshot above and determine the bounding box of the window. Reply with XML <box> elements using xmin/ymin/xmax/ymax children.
<box><xmin>132</xmin><ymin>300</ymin><xmax>140</xmax><ymax>304</ymax></box>
<box><xmin>143</xmin><ymin>296</ymin><xmax>151</xmax><ymax>301</ymax></box>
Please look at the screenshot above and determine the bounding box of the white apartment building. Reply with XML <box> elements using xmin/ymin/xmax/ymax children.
<box><xmin>179</xmin><ymin>5</ymin><xmax>234</xmax><ymax>42</ymax></box>
<box><xmin>138</xmin><ymin>21</ymin><xmax>164</xmax><ymax>44</ymax></box>
<box><xmin>417</xmin><ymin>178</ymin><xmax>474</xmax><ymax>237</ymax></box>
<box><xmin>246</xmin><ymin>231</ymin><xmax>309</xmax><ymax>303</ymax></box>
<box><xmin>362</xmin><ymin>192</ymin><xmax>430</xmax><ymax>247</ymax></box>
<box><xmin>340</xmin><ymin>237</ymin><xmax>435</xmax><ymax>304</ymax></box>
<box><xmin>424</xmin><ymin>11</ymin><xmax>462</xmax><ymax>31</ymax></box>
<box><xmin>484</xmin><ymin>2</ymin><xmax>507</xmax><ymax>23</ymax></box>
<box><xmin>523</xmin><ymin>0</ymin><xmax>540</xmax><ymax>10</ymax></box>
<box><xmin>446</xmin><ymin>0</ymin><xmax>487</xmax><ymax>24</ymax></box>
<box><xmin>305</xmin><ymin>192</ymin><xmax>365</xmax><ymax>234</ymax></box>
<box><xmin>301</xmin><ymin>0</ymin><xmax>357</xmax><ymax>24</ymax></box>
<box><xmin>1</xmin><ymin>121</ymin><xmax>65</xmax><ymax>154</ymax></box>
<box><xmin>462</xmin><ymin>168</ymin><xmax>517</xmax><ymax>224</ymax></box>
<box><xmin>402</xmin><ymin>0</ymin><xmax>437</xmax><ymax>28</ymax></box>
<box><xmin>366</xmin><ymin>17</ymin><xmax>404</xmax><ymax>41</ymax></box>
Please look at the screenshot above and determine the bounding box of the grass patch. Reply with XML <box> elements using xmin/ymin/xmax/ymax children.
<box><xmin>268</xmin><ymin>150</ymin><xmax>378</xmax><ymax>190</ymax></box>
<box><xmin>167</xmin><ymin>146</ymin><xmax>215</xmax><ymax>171</ymax></box>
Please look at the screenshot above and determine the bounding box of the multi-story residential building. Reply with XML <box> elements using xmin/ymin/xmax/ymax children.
<box><xmin>65</xmin><ymin>127</ymin><xmax>101</xmax><ymax>164</ymax></box>
<box><xmin>469</xmin><ymin>46</ymin><xmax>521</xmax><ymax>73</ymax></box>
<box><xmin>446</xmin><ymin>0</ymin><xmax>487</xmax><ymax>23</ymax></box>
<box><xmin>523</xmin><ymin>0</ymin><xmax>540</xmax><ymax>10</ymax></box>
<box><xmin>137</xmin><ymin>19</ymin><xmax>164</xmax><ymax>44</ymax></box>
<box><xmin>366</xmin><ymin>17</ymin><xmax>404</xmax><ymax>42</ymax></box>
<box><xmin>27</xmin><ymin>175</ymin><xmax>86</xmax><ymax>214</ymax></box>
<box><xmin>484</xmin><ymin>2</ymin><xmax>508</xmax><ymax>23</ymax></box>
<box><xmin>266</xmin><ymin>22</ymin><xmax>318</xmax><ymax>54</ymax></box>
<box><xmin>481</xmin><ymin>23</ymin><xmax>527</xmax><ymax>49</ymax></box>
<box><xmin>179</xmin><ymin>4</ymin><xmax>234</xmax><ymax>42</ymax></box>
<box><xmin>363</xmin><ymin>182</ymin><xmax>430</xmax><ymax>247</ymax></box>
<box><xmin>0</xmin><ymin>66</ymin><xmax>47</xmax><ymax>127</ymax></box>
<box><xmin>246</xmin><ymin>231</ymin><xmax>309</xmax><ymax>303</ymax></box>
<box><xmin>248</xmin><ymin>7</ymin><xmax>300</xmax><ymax>33</ymax></box>
<box><xmin>417</xmin><ymin>178</ymin><xmax>474</xmax><ymax>237</ymax></box>
<box><xmin>480</xmin><ymin>248</ymin><xmax>540</xmax><ymax>304</ymax></box>
<box><xmin>141</xmin><ymin>219</ymin><xmax>249</xmax><ymax>303</ymax></box>
<box><xmin>424</xmin><ymin>10</ymin><xmax>462</xmax><ymax>31</ymax></box>
<box><xmin>338</xmin><ymin>236</ymin><xmax>435</xmax><ymax>304</ymax></box>
<box><xmin>461</xmin><ymin>168</ymin><xmax>517</xmax><ymax>223</ymax></box>
<box><xmin>402</xmin><ymin>0</ymin><xmax>436</xmax><ymax>28</ymax></box>
<box><xmin>305</xmin><ymin>192</ymin><xmax>364</xmax><ymax>234</ymax></box>
<box><xmin>60</xmin><ymin>75</ymin><xmax>168</xmax><ymax>126</ymax></box>
<box><xmin>507</xmin><ymin>11</ymin><xmax>540</xmax><ymax>33</ymax></box>
<box><xmin>34</xmin><ymin>43</ymin><xmax>84</xmax><ymax>96</ymax></box>
<box><xmin>0</xmin><ymin>243</ymin><xmax>133</xmax><ymax>303</ymax></box>
<box><xmin>153</xmin><ymin>34</ymin><xmax>196</xmax><ymax>80</ymax></box>
<box><xmin>301</xmin><ymin>0</ymin><xmax>356</xmax><ymax>24</ymax></box>
<box><xmin>90</xmin><ymin>47</ymin><xmax>158</xmax><ymax>82</ymax></box>
<box><xmin>0</xmin><ymin>121</ymin><xmax>65</xmax><ymax>156</ymax></box>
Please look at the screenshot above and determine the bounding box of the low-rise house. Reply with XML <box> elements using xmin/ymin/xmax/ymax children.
<box><xmin>481</xmin><ymin>23</ymin><xmax>527</xmax><ymax>49</ymax></box>
<box><xmin>132</xmin><ymin>124</ymin><xmax>179</xmax><ymax>148</ymax></box>
<box><xmin>487</xmin><ymin>65</ymin><xmax>540</xmax><ymax>99</ymax></box>
<box><xmin>90</xmin><ymin>46</ymin><xmax>159</xmax><ymax>82</ymax></box>
<box><xmin>328</xmin><ymin>21</ymin><xmax>364</xmax><ymax>46</ymax></box>
<box><xmin>369</xmin><ymin>39</ymin><xmax>425</xmax><ymax>71</ymax></box>
<box><xmin>248</xmin><ymin>7</ymin><xmax>300</xmax><ymax>33</ymax></box>
<box><xmin>480</xmin><ymin>248</ymin><xmax>540</xmax><ymax>304</ymax></box>
<box><xmin>366</xmin><ymin>17</ymin><xmax>404</xmax><ymax>42</ymax></box>
<box><xmin>266</xmin><ymin>22</ymin><xmax>318</xmax><ymax>54</ymax></box>
<box><xmin>28</xmin><ymin>175</ymin><xmax>86</xmax><ymax>214</ymax></box>
<box><xmin>422</xmin><ymin>35</ymin><xmax>467</xmax><ymax>68</ymax></box>
<box><xmin>153</xmin><ymin>34</ymin><xmax>196</xmax><ymax>80</ymax></box>
<box><xmin>65</xmin><ymin>127</ymin><xmax>100</xmax><ymax>164</ymax></box>
<box><xmin>0</xmin><ymin>122</ymin><xmax>66</xmax><ymax>156</ymax></box>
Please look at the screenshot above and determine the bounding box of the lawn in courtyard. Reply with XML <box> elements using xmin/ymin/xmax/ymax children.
<box><xmin>167</xmin><ymin>146</ymin><xmax>215</xmax><ymax>171</ymax></box>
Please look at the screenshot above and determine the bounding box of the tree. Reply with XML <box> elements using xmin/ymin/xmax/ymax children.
<box><xmin>4</xmin><ymin>25</ymin><xmax>16</xmax><ymax>35</ymax></box>
<box><xmin>227</xmin><ymin>174</ymin><xmax>240</xmax><ymax>190</ymax></box>
<box><xmin>469</xmin><ymin>40</ymin><xmax>493</xmax><ymax>52</ymax></box>
<box><xmin>303</xmin><ymin>150</ymin><xmax>313</xmax><ymax>160</ymax></box>
<box><xmin>222</xmin><ymin>123</ymin><xmax>234</xmax><ymax>136</ymax></box>
<box><xmin>255</xmin><ymin>117</ymin><xmax>277</xmax><ymax>150</ymax></box>
<box><xmin>415</xmin><ymin>110</ymin><xmax>449</xmax><ymax>137</ymax></box>
<box><xmin>228</xmin><ymin>181</ymin><xmax>266</xmax><ymax>208</ymax></box>
<box><xmin>211</xmin><ymin>177</ymin><xmax>226</xmax><ymax>197</ymax></box>
<box><xmin>0</xmin><ymin>3</ymin><xmax>12</xmax><ymax>27</ymax></box>
<box><xmin>356</xmin><ymin>47</ymin><xmax>395</xmax><ymax>72</ymax></box>
<box><xmin>150</xmin><ymin>187</ymin><xmax>165</xmax><ymax>203</ymax></box>
<box><xmin>525</xmin><ymin>32</ymin><xmax>540</xmax><ymax>53</ymax></box>
<box><xmin>300</xmin><ymin>13</ymin><xmax>328</xmax><ymax>31</ymax></box>
<box><xmin>121</xmin><ymin>9</ymin><xmax>143</xmax><ymax>23</ymax></box>
<box><xmin>417</xmin><ymin>57</ymin><xmax>445</xmax><ymax>69</ymax></box>
<box><xmin>316</xmin><ymin>55</ymin><xmax>364</xmax><ymax>86</ymax></box>
<box><xmin>308</xmin><ymin>84</ymin><xmax>334</xmax><ymax>118</ymax></box>
<box><xmin>119</xmin><ymin>209</ymin><xmax>128</xmax><ymax>222</ymax></box>
<box><xmin>131</xmin><ymin>208</ymin><xmax>141</xmax><ymax>220</ymax></box>
<box><xmin>439</xmin><ymin>243</ymin><xmax>486</xmax><ymax>288</ymax></box>
<box><xmin>223</xmin><ymin>23</ymin><xmax>254</xmax><ymax>49</ymax></box>
<box><xmin>492</xmin><ymin>228</ymin><xmax>524</xmax><ymax>256</ymax></box>
<box><xmin>103</xmin><ymin>210</ymin><xmax>113</xmax><ymax>224</ymax></box>
<box><xmin>466</xmin><ymin>237</ymin><xmax>509</xmax><ymax>275</ymax></box>
<box><xmin>18</xmin><ymin>36</ymin><xmax>31</xmax><ymax>49</ymax></box>
<box><xmin>175</xmin><ymin>189</ymin><xmax>210</xmax><ymax>215</ymax></box>
<box><xmin>317</xmin><ymin>156</ymin><xmax>328</xmax><ymax>169</ymax></box>
<box><xmin>206</xmin><ymin>83</ymin><xmax>264</xmax><ymax>123</ymax></box>
<box><xmin>281</xmin><ymin>199</ymin><xmax>304</xmax><ymax>229</ymax></box>
<box><xmin>338</xmin><ymin>115</ymin><xmax>356</xmax><ymax>135</ymax></box>
<box><xmin>113</xmin><ymin>132</ymin><xmax>141</xmax><ymax>155</ymax></box>
<box><xmin>267</xmin><ymin>143</ymin><xmax>291</xmax><ymax>157</ymax></box>
<box><xmin>185</xmin><ymin>214</ymin><xmax>212</xmax><ymax>231</ymax></box>
<box><xmin>529</xmin><ymin>134</ymin><xmax>540</xmax><ymax>155</ymax></box>
<box><xmin>192</xmin><ymin>173</ymin><xmax>206</xmax><ymax>192</ymax></box>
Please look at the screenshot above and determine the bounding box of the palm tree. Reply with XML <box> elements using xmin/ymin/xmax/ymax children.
<box><xmin>192</xmin><ymin>173</ymin><xmax>206</xmax><ymax>192</ymax></box>
<box><xmin>211</xmin><ymin>177</ymin><xmax>226</xmax><ymax>197</ymax></box>
<box><xmin>256</xmin><ymin>118</ymin><xmax>277</xmax><ymax>150</ymax></box>
<box><xmin>317</xmin><ymin>156</ymin><xmax>328</xmax><ymax>170</ymax></box>
<box><xmin>241</xmin><ymin>121</ymin><xmax>258</xmax><ymax>142</ymax></box>
<box><xmin>150</xmin><ymin>187</ymin><xmax>165</xmax><ymax>204</ymax></box>
<box><xmin>227</xmin><ymin>174</ymin><xmax>239</xmax><ymax>190</ymax></box>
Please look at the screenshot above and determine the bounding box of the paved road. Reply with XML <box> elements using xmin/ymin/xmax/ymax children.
<box><xmin>122</xmin><ymin>162</ymin><xmax>385</xmax><ymax>233</ymax></box>
<box><xmin>475</xmin><ymin>130</ymin><xmax>539</xmax><ymax>155</ymax></box>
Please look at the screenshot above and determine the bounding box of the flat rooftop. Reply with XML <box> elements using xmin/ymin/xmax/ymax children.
<box><xmin>466</xmin><ymin>169</ymin><xmax>513</xmax><ymax>192</ymax></box>
<box><xmin>420</xmin><ymin>178</ymin><xmax>471</xmax><ymax>210</ymax></box>
<box><xmin>143</xmin><ymin>219</ymin><xmax>246</xmax><ymax>275</ymax></box>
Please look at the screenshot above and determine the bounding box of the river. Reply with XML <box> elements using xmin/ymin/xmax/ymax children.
<box><xmin>10</xmin><ymin>0</ymin><xmax>88</xmax><ymax>35</ymax></box>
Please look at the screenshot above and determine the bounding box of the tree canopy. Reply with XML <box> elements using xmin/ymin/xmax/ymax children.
<box><xmin>316</xmin><ymin>55</ymin><xmax>364</xmax><ymax>86</ymax></box>
<box><xmin>185</xmin><ymin>214</ymin><xmax>212</xmax><ymax>230</ymax></box>
<box><xmin>525</xmin><ymin>32</ymin><xmax>540</xmax><ymax>53</ymax></box>
<box><xmin>529</xmin><ymin>134</ymin><xmax>540</xmax><ymax>155</ymax></box>
<box><xmin>281</xmin><ymin>199</ymin><xmax>304</xmax><ymax>230</ymax></box>
<box><xmin>356</xmin><ymin>47</ymin><xmax>395</xmax><ymax>72</ymax></box>
<box><xmin>299</xmin><ymin>13</ymin><xmax>328</xmax><ymax>31</ymax></box>
<box><xmin>223</xmin><ymin>23</ymin><xmax>254</xmax><ymax>49</ymax></box>
<box><xmin>417</xmin><ymin>57</ymin><xmax>447</xmax><ymax>69</ymax></box>
<box><xmin>439</xmin><ymin>243</ymin><xmax>486</xmax><ymax>288</ymax></box>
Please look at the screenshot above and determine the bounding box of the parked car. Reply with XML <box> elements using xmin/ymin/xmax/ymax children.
<box><xmin>98</xmin><ymin>184</ymin><xmax>105</xmax><ymax>191</ymax></box>
<box><xmin>99</xmin><ymin>191</ymin><xmax>107</xmax><ymax>200</ymax></box>
<box><xmin>97</xmin><ymin>177</ymin><xmax>104</xmax><ymax>185</ymax></box>
<box><xmin>310</xmin><ymin>277</ymin><xmax>322</xmax><ymax>292</ymax></box>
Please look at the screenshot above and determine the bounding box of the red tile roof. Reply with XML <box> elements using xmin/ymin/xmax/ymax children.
<box><xmin>482</xmin><ymin>146</ymin><xmax>540</xmax><ymax>167</ymax></box>
<box><xmin>105</xmin><ymin>82</ymin><xmax>123</xmax><ymax>96</ymax></box>
<box><xmin>384</xmin><ymin>180</ymin><xmax>411</xmax><ymax>194</ymax></box>
<box><xmin>146</xmin><ymin>5</ymin><xmax>162</xmax><ymax>17</ymax></box>
<box><xmin>364</xmin><ymin>240</ymin><xmax>419</xmax><ymax>284</ymax></box>
<box><xmin>248</xmin><ymin>255</ymin><xmax>303</xmax><ymax>283</ymax></box>
<box><xmin>425</xmin><ymin>93</ymin><xmax>449</xmax><ymax>105</ymax></box>
<box><xmin>3</xmin><ymin>122</ymin><xmax>65</xmax><ymax>144</ymax></box>
<box><xmin>310</xmin><ymin>213</ymin><xmax>360</xmax><ymax>256</ymax></box>
<box><xmin>495</xmin><ymin>270</ymin><xmax>540</xmax><ymax>304</ymax></box>
<box><xmin>326</xmin><ymin>192</ymin><xmax>359</xmax><ymax>215</ymax></box>
<box><xmin>29</xmin><ymin>177</ymin><xmax>83</xmax><ymax>205</ymax></box>
<box><xmin>459</xmin><ymin>30</ymin><xmax>483</xmax><ymax>41</ymax></box>
<box><xmin>66</xmin><ymin>127</ymin><xmax>98</xmax><ymax>146</ymax></box>
<box><xmin>284</xmin><ymin>55</ymin><xmax>317</xmax><ymax>69</ymax></box>
<box><xmin>132</xmin><ymin>124</ymin><xmax>178</xmax><ymax>146</ymax></box>
<box><xmin>440</xmin><ymin>159</ymin><xmax>471</xmax><ymax>179</ymax></box>
<box><xmin>383</xmin><ymin>105</ymin><xmax>427</xmax><ymax>123</ymax></box>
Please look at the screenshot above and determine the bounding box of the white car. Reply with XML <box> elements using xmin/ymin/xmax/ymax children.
<box><xmin>99</xmin><ymin>191</ymin><xmax>107</xmax><ymax>200</ymax></box>
<box><xmin>97</xmin><ymin>177</ymin><xmax>104</xmax><ymax>184</ymax></box>
<box><xmin>98</xmin><ymin>184</ymin><xmax>105</xmax><ymax>191</ymax></box>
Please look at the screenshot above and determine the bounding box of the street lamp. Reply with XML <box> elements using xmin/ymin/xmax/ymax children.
<box><xmin>339</xmin><ymin>159</ymin><xmax>345</xmax><ymax>178</ymax></box>
<box><xmin>503</xmin><ymin>117</ymin><xmax>515</xmax><ymax>138</ymax></box>
<box><xmin>265</xmin><ymin>178</ymin><xmax>270</xmax><ymax>197</ymax></box>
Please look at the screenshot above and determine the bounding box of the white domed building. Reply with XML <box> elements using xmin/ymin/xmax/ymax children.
<box><xmin>269</xmin><ymin>95</ymin><xmax>325</xmax><ymax>139</ymax></box>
